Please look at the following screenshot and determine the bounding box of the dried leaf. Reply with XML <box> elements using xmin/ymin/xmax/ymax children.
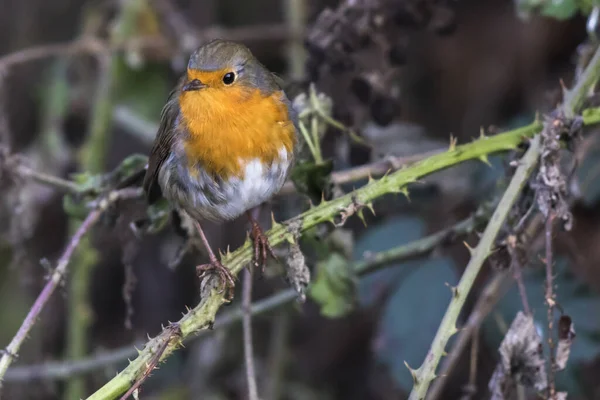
<box><xmin>488</xmin><ymin>311</ymin><xmax>547</xmax><ymax>399</ymax></box>
<box><xmin>285</xmin><ymin>242</ymin><xmax>310</xmax><ymax>302</ymax></box>
<box><xmin>556</xmin><ymin>315</ymin><xmax>576</xmax><ymax>371</ymax></box>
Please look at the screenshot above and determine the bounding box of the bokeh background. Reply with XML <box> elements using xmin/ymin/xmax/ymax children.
<box><xmin>1</xmin><ymin>0</ymin><xmax>600</xmax><ymax>399</ymax></box>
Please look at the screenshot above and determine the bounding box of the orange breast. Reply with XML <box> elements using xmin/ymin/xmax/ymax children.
<box><xmin>179</xmin><ymin>85</ymin><xmax>295</xmax><ymax>179</ymax></box>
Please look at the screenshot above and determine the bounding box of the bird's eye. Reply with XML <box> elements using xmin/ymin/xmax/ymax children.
<box><xmin>222</xmin><ymin>72</ymin><xmax>235</xmax><ymax>85</ymax></box>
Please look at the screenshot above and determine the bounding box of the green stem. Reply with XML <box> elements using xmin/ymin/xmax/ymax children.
<box><xmin>65</xmin><ymin>59</ymin><xmax>115</xmax><ymax>400</ymax></box>
<box><xmin>408</xmin><ymin>135</ymin><xmax>541</xmax><ymax>400</ymax></box>
<box><xmin>408</xmin><ymin>41</ymin><xmax>600</xmax><ymax>400</ymax></box>
<box><xmin>65</xmin><ymin>0</ymin><xmax>144</xmax><ymax>396</ymax></box>
<box><xmin>87</xmin><ymin>118</ymin><xmax>543</xmax><ymax>400</ymax></box>
<box><xmin>564</xmin><ymin>44</ymin><xmax>600</xmax><ymax>117</ymax></box>
<box><xmin>4</xmin><ymin>211</ymin><xmax>479</xmax><ymax>383</ymax></box>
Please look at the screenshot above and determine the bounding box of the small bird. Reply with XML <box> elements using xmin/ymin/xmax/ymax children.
<box><xmin>143</xmin><ymin>39</ymin><xmax>298</xmax><ymax>299</ymax></box>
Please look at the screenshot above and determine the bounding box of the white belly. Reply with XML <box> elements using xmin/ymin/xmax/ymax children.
<box><xmin>159</xmin><ymin>146</ymin><xmax>292</xmax><ymax>222</ymax></box>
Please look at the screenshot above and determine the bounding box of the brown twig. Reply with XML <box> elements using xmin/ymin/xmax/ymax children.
<box><xmin>507</xmin><ymin>236</ymin><xmax>531</xmax><ymax>315</ymax></box>
<box><xmin>0</xmin><ymin>187</ymin><xmax>142</xmax><ymax>387</ymax></box>
<box><xmin>545</xmin><ymin>213</ymin><xmax>557</xmax><ymax>399</ymax></box>
<box><xmin>1</xmin><ymin>153</ymin><xmax>81</xmax><ymax>193</ymax></box>
<box><xmin>0</xmin><ymin>23</ymin><xmax>297</xmax><ymax>75</ymax></box>
<box><xmin>460</xmin><ymin>326</ymin><xmax>480</xmax><ymax>400</ymax></box>
<box><xmin>242</xmin><ymin>268</ymin><xmax>260</xmax><ymax>400</ymax></box>
<box><xmin>0</xmin><ymin>37</ymin><xmax>108</xmax><ymax>71</ymax></box>
<box><xmin>118</xmin><ymin>323</ymin><xmax>181</xmax><ymax>400</ymax></box>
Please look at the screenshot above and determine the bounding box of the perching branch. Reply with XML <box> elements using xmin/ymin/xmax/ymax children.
<box><xmin>86</xmin><ymin>122</ymin><xmax>543</xmax><ymax>400</ymax></box>
<box><xmin>4</xmin><ymin>211</ymin><xmax>481</xmax><ymax>382</ymax></box>
<box><xmin>0</xmin><ymin>187</ymin><xmax>142</xmax><ymax>387</ymax></box>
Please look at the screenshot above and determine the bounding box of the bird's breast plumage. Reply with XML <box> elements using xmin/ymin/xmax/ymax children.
<box><xmin>178</xmin><ymin>84</ymin><xmax>296</xmax><ymax>180</ymax></box>
<box><xmin>157</xmin><ymin>84</ymin><xmax>297</xmax><ymax>222</ymax></box>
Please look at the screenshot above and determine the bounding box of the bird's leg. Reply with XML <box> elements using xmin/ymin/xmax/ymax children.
<box><xmin>193</xmin><ymin>220</ymin><xmax>236</xmax><ymax>300</ymax></box>
<box><xmin>246</xmin><ymin>207</ymin><xmax>277</xmax><ymax>273</ymax></box>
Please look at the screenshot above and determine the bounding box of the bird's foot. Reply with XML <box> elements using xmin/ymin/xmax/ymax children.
<box><xmin>249</xmin><ymin>221</ymin><xmax>277</xmax><ymax>274</ymax></box>
<box><xmin>196</xmin><ymin>259</ymin><xmax>236</xmax><ymax>301</ymax></box>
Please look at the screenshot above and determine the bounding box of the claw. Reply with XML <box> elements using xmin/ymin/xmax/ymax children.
<box><xmin>249</xmin><ymin>222</ymin><xmax>277</xmax><ymax>274</ymax></box>
<box><xmin>196</xmin><ymin>260</ymin><xmax>236</xmax><ymax>301</ymax></box>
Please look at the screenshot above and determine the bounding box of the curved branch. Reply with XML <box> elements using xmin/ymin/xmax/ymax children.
<box><xmin>86</xmin><ymin>123</ymin><xmax>542</xmax><ymax>400</ymax></box>
<box><xmin>4</xmin><ymin>211</ymin><xmax>480</xmax><ymax>382</ymax></box>
<box><xmin>0</xmin><ymin>188</ymin><xmax>142</xmax><ymax>387</ymax></box>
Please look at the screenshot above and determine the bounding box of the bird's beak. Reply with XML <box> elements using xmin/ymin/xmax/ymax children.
<box><xmin>182</xmin><ymin>79</ymin><xmax>207</xmax><ymax>92</ymax></box>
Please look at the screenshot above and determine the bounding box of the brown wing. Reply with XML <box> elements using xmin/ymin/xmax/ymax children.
<box><xmin>143</xmin><ymin>81</ymin><xmax>183</xmax><ymax>204</ymax></box>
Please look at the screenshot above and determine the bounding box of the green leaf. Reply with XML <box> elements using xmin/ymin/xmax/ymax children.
<box><xmin>540</xmin><ymin>0</ymin><xmax>579</xmax><ymax>19</ymax></box>
<box><xmin>107</xmin><ymin>153</ymin><xmax>148</xmax><ymax>187</ymax></box>
<box><xmin>62</xmin><ymin>194</ymin><xmax>90</xmax><ymax>219</ymax></box>
<box><xmin>114</xmin><ymin>62</ymin><xmax>171</xmax><ymax>121</ymax></box>
<box><xmin>145</xmin><ymin>198</ymin><xmax>171</xmax><ymax>234</ymax></box>
<box><xmin>309</xmin><ymin>252</ymin><xmax>358</xmax><ymax>318</ymax></box>
<box><xmin>290</xmin><ymin>159</ymin><xmax>334</xmax><ymax>204</ymax></box>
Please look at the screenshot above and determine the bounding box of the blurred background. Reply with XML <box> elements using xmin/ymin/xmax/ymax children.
<box><xmin>1</xmin><ymin>0</ymin><xmax>600</xmax><ymax>399</ymax></box>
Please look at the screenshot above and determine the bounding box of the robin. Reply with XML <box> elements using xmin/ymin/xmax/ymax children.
<box><xmin>143</xmin><ymin>39</ymin><xmax>298</xmax><ymax>299</ymax></box>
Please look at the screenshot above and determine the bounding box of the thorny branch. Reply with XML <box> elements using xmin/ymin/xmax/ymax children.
<box><xmin>0</xmin><ymin>187</ymin><xmax>142</xmax><ymax>386</ymax></box>
<box><xmin>409</xmin><ymin>40</ymin><xmax>600</xmax><ymax>400</ymax></box>
<box><xmin>428</xmin><ymin>272</ymin><xmax>511</xmax><ymax>400</ymax></box>
<box><xmin>4</xmin><ymin>212</ymin><xmax>482</xmax><ymax>382</ymax></box>
<box><xmin>408</xmin><ymin>136</ymin><xmax>543</xmax><ymax>400</ymax></box>
<box><xmin>87</xmin><ymin>125</ymin><xmax>543</xmax><ymax>400</ymax></box>
<box><xmin>118</xmin><ymin>324</ymin><xmax>181</xmax><ymax>400</ymax></box>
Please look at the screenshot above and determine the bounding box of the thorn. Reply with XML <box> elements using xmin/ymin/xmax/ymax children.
<box><xmin>445</xmin><ymin>282</ymin><xmax>459</xmax><ymax>298</ymax></box>
<box><xmin>400</xmin><ymin>187</ymin><xmax>410</xmax><ymax>201</ymax></box>
<box><xmin>366</xmin><ymin>202</ymin><xmax>375</xmax><ymax>216</ymax></box>
<box><xmin>448</xmin><ymin>134</ymin><xmax>457</xmax><ymax>151</ymax></box>
<box><xmin>441</xmin><ymin>350</ymin><xmax>448</xmax><ymax>357</ymax></box>
<box><xmin>367</xmin><ymin>173</ymin><xmax>374</xmax><ymax>184</ymax></box>
<box><xmin>357</xmin><ymin>208</ymin><xmax>367</xmax><ymax>227</ymax></box>
<box><xmin>463</xmin><ymin>241</ymin><xmax>475</xmax><ymax>255</ymax></box>
<box><xmin>479</xmin><ymin>127</ymin><xmax>487</xmax><ymax>139</ymax></box>
<box><xmin>404</xmin><ymin>361</ymin><xmax>419</xmax><ymax>384</ymax></box>
<box><xmin>271</xmin><ymin>211</ymin><xmax>277</xmax><ymax>227</ymax></box>
<box><xmin>450</xmin><ymin>325</ymin><xmax>460</xmax><ymax>336</ymax></box>
<box><xmin>478</xmin><ymin>154</ymin><xmax>492</xmax><ymax>167</ymax></box>
<box><xmin>320</xmin><ymin>191</ymin><xmax>326</xmax><ymax>204</ymax></box>
<box><xmin>560</xmin><ymin>78</ymin><xmax>568</xmax><ymax>99</ymax></box>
